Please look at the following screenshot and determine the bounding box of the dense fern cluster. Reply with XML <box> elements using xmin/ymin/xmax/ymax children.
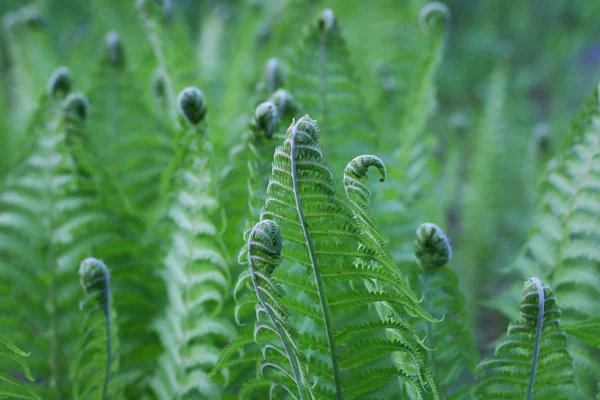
<box><xmin>1</xmin><ymin>0</ymin><xmax>599</xmax><ymax>399</ymax></box>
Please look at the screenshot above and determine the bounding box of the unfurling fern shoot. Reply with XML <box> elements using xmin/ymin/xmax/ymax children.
<box><xmin>413</xmin><ymin>223</ymin><xmax>477</xmax><ymax>399</ymax></box>
<box><xmin>247</xmin><ymin>220</ymin><xmax>310</xmax><ymax>399</ymax></box>
<box><xmin>71</xmin><ymin>258</ymin><xmax>119</xmax><ymax>400</ymax></box>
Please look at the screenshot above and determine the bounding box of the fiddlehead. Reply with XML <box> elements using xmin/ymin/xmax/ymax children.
<box><xmin>418</xmin><ymin>1</ymin><xmax>450</xmax><ymax>34</ymax></box>
<box><xmin>47</xmin><ymin>66</ymin><xmax>72</xmax><ymax>99</ymax></box>
<box><xmin>414</xmin><ymin>222</ymin><xmax>452</xmax><ymax>271</ymax></box>
<box><xmin>247</xmin><ymin>220</ymin><xmax>310</xmax><ymax>399</ymax></box>
<box><xmin>177</xmin><ymin>86</ymin><xmax>207</xmax><ymax>126</ymax></box>
<box><xmin>105</xmin><ymin>31</ymin><xmax>125</xmax><ymax>68</ymax></box>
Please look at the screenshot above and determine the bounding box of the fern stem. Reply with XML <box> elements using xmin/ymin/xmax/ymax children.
<box><xmin>290</xmin><ymin>124</ymin><xmax>343</xmax><ymax>399</ymax></box>
<box><xmin>102</xmin><ymin>266</ymin><xmax>112</xmax><ymax>400</ymax></box>
<box><xmin>249</xmin><ymin>268</ymin><xmax>305</xmax><ymax>400</ymax></box>
<box><xmin>526</xmin><ymin>277</ymin><xmax>545</xmax><ymax>400</ymax></box>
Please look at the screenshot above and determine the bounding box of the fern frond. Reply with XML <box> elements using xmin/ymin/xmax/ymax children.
<box><xmin>413</xmin><ymin>223</ymin><xmax>478</xmax><ymax>398</ymax></box>
<box><xmin>235</xmin><ymin>116</ymin><xmax>438</xmax><ymax>398</ymax></box>
<box><xmin>505</xmin><ymin>86</ymin><xmax>600</xmax><ymax>392</ymax></box>
<box><xmin>458</xmin><ymin>66</ymin><xmax>509</xmax><ymax>306</ymax></box>
<box><xmin>150</xmin><ymin>87</ymin><xmax>235</xmax><ymax>399</ymax></box>
<box><xmin>0</xmin><ymin>335</ymin><xmax>41</xmax><ymax>400</ymax></box>
<box><xmin>472</xmin><ymin>278</ymin><xmax>578</xmax><ymax>399</ymax></box>
<box><xmin>0</xmin><ymin>82</ymin><xmax>126</xmax><ymax>398</ymax></box>
<box><xmin>70</xmin><ymin>258</ymin><xmax>120</xmax><ymax>400</ymax></box>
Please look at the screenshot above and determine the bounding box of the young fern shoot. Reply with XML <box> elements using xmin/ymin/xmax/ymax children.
<box><xmin>414</xmin><ymin>223</ymin><xmax>478</xmax><ymax>399</ymax></box>
<box><xmin>71</xmin><ymin>258</ymin><xmax>119</xmax><ymax>400</ymax></box>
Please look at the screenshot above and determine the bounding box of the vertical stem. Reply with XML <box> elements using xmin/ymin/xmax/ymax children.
<box><xmin>526</xmin><ymin>277</ymin><xmax>545</xmax><ymax>400</ymax></box>
<box><xmin>289</xmin><ymin>125</ymin><xmax>343</xmax><ymax>399</ymax></box>
<box><xmin>102</xmin><ymin>268</ymin><xmax>112</xmax><ymax>400</ymax></box>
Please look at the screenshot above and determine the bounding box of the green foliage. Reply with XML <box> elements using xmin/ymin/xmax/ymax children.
<box><xmin>0</xmin><ymin>335</ymin><xmax>40</xmax><ymax>399</ymax></box>
<box><xmin>0</xmin><ymin>1</ymin><xmax>599</xmax><ymax>399</ymax></box>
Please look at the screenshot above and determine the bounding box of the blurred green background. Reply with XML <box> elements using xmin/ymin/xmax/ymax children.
<box><xmin>1</xmin><ymin>0</ymin><xmax>599</xmax><ymax>362</ymax></box>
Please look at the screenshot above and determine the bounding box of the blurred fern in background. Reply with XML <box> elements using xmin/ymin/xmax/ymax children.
<box><xmin>1</xmin><ymin>0</ymin><xmax>599</xmax><ymax>399</ymax></box>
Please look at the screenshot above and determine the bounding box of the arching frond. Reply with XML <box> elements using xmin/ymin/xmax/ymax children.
<box><xmin>503</xmin><ymin>87</ymin><xmax>600</xmax><ymax>393</ymax></box>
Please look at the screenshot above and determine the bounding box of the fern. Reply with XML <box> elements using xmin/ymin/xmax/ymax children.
<box><xmin>232</xmin><ymin>116</ymin><xmax>438</xmax><ymax>399</ymax></box>
<box><xmin>70</xmin><ymin>258</ymin><xmax>119</xmax><ymax>400</ymax></box>
<box><xmin>0</xmin><ymin>334</ymin><xmax>41</xmax><ymax>400</ymax></box>
<box><xmin>0</xmin><ymin>74</ymin><xmax>123</xmax><ymax>398</ymax></box>
<box><xmin>412</xmin><ymin>223</ymin><xmax>478</xmax><ymax>399</ymax></box>
<box><xmin>472</xmin><ymin>277</ymin><xmax>578</xmax><ymax>399</ymax></box>
<box><xmin>501</xmin><ymin>86</ymin><xmax>600</xmax><ymax>393</ymax></box>
<box><xmin>150</xmin><ymin>87</ymin><xmax>235</xmax><ymax>399</ymax></box>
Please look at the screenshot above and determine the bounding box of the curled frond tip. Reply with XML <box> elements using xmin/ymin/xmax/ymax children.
<box><xmin>178</xmin><ymin>87</ymin><xmax>207</xmax><ymax>125</ymax></box>
<box><xmin>47</xmin><ymin>66</ymin><xmax>72</xmax><ymax>98</ymax></box>
<box><xmin>419</xmin><ymin>2</ymin><xmax>450</xmax><ymax>33</ymax></box>
<box><xmin>414</xmin><ymin>222</ymin><xmax>452</xmax><ymax>270</ymax></box>
<box><xmin>345</xmin><ymin>155</ymin><xmax>387</xmax><ymax>183</ymax></box>
<box><xmin>251</xmin><ymin>101</ymin><xmax>279</xmax><ymax>139</ymax></box>
<box><xmin>106</xmin><ymin>31</ymin><xmax>125</xmax><ymax>67</ymax></box>
<box><xmin>248</xmin><ymin>220</ymin><xmax>283</xmax><ymax>275</ymax></box>
<box><xmin>63</xmin><ymin>92</ymin><xmax>89</xmax><ymax>122</ymax></box>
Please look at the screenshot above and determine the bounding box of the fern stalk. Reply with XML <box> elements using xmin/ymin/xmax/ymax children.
<box><xmin>527</xmin><ymin>277</ymin><xmax>544</xmax><ymax>400</ymax></box>
<box><xmin>290</xmin><ymin>119</ymin><xmax>343</xmax><ymax>399</ymax></box>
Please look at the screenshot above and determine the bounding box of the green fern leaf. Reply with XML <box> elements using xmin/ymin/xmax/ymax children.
<box><xmin>503</xmin><ymin>86</ymin><xmax>600</xmax><ymax>392</ymax></box>
<box><xmin>563</xmin><ymin>319</ymin><xmax>600</xmax><ymax>350</ymax></box>
<box><xmin>150</xmin><ymin>88</ymin><xmax>235</xmax><ymax>399</ymax></box>
<box><xmin>472</xmin><ymin>278</ymin><xmax>578</xmax><ymax>399</ymax></box>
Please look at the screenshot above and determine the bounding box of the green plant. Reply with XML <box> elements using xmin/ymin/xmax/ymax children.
<box><xmin>1</xmin><ymin>1</ymin><xmax>599</xmax><ymax>399</ymax></box>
